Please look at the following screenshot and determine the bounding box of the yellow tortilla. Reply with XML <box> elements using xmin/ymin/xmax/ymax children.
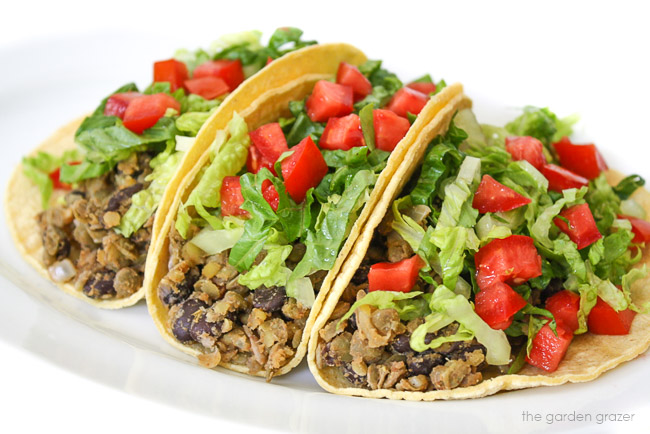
<box><xmin>307</xmin><ymin>98</ymin><xmax>650</xmax><ymax>400</ymax></box>
<box><xmin>3</xmin><ymin>43</ymin><xmax>368</xmax><ymax>309</ymax></box>
<box><xmin>144</xmin><ymin>52</ymin><xmax>465</xmax><ymax>376</ymax></box>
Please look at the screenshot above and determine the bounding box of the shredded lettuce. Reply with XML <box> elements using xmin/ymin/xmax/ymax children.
<box><xmin>22</xmin><ymin>150</ymin><xmax>81</xmax><ymax>208</ymax></box>
<box><xmin>238</xmin><ymin>244</ymin><xmax>292</xmax><ymax>289</ymax></box>
<box><xmin>287</xmin><ymin>277</ymin><xmax>315</xmax><ymax>308</ymax></box>
<box><xmin>505</xmin><ymin>106</ymin><xmax>578</xmax><ymax>146</ymax></box>
<box><xmin>117</xmin><ymin>144</ymin><xmax>183</xmax><ymax>237</ymax></box>
<box><xmin>530</xmin><ymin>187</ymin><xmax>587</xmax><ymax>249</ymax></box>
<box><xmin>176</xmin><ymin>112</ymin><xmax>211</xmax><ymax>136</ymax></box>
<box><xmin>189</xmin><ymin>217</ymin><xmax>245</xmax><ymax>255</ymax></box>
<box><xmin>436</xmin><ymin>156</ymin><xmax>481</xmax><ymax>229</ymax></box>
<box><xmin>418</xmin><ymin>286</ymin><xmax>511</xmax><ymax>365</ymax></box>
<box><xmin>176</xmin><ymin>112</ymin><xmax>250</xmax><ymax>238</ymax></box>
<box><xmin>291</xmin><ymin>170</ymin><xmax>375</xmax><ymax>282</ymax></box>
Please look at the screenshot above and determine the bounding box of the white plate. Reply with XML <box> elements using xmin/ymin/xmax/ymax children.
<box><xmin>2</xmin><ymin>20</ymin><xmax>650</xmax><ymax>434</ymax></box>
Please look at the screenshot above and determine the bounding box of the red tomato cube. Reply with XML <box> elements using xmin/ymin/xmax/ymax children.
<box><xmin>305</xmin><ymin>80</ymin><xmax>354</xmax><ymax>122</ymax></box>
<box><xmin>475</xmin><ymin>235</ymin><xmax>542</xmax><ymax>290</ymax></box>
<box><xmin>505</xmin><ymin>136</ymin><xmax>547</xmax><ymax>170</ymax></box>
<box><xmin>123</xmin><ymin>94</ymin><xmax>180</xmax><ymax>134</ymax></box>
<box><xmin>220</xmin><ymin>176</ymin><xmax>249</xmax><ymax>217</ymax></box>
<box><xmin>281</xmin><ymin>136</ymin><xmax>328</xmax><ymax>203</ymax></box>
<box><xmin>525</xmin><ymin>323</ymin><xmax>573</xmax><ymax>372</ymax></box>
<box><xmin>407</xmin><ymin>81</ymin><xmax>436</xmax><ymax>95</ymax></box>
<box><xmin>554</xmin><ymin>203</ymin><xmax>602</xmax><ymax>249</ymax></box>
<box><xmin>587</xmin><ymin>297</ymin><xmax>636</xmax><ymax>335</ymax></box>
<box><xmin>373</xmin><ymin>109</ymin><xmax>410</xmax><ymax>152</ymax></box>
<box><xmin>475</xmin><ymin>282</ymin><xmax>528</xmax><ymax>330</ymax></box>
<box><xmin>153</xmin><ymin>59</ymin><xmax>188</xmax><ymax>92</ymax></box>
<box><xmin>262</xmin><ymin>179</ymin><xmax>279</xmax><ymax>212</ymax></box>
<box><xmin>618</xmin><ymin>215</ymin><xmax>650</xmax><ymax>243</ymax></box>
<box><xmin>104</xmin><ymin>92</ymin><xmax>142</xmax><ymax>119</ymax></box>
<box><xmin>472</xmin><ymin>174</ymin><xmax>531</xmax><ymax>213</ymax></box>
<box><xmin>368</xmin><ymin>255</ymin><xmax>426</xmax><ymax>293</ymax></box>
<box><xmin>193</xmin><ymin>59</ymin><xmax>245</xmax><ymax>91</ymax></box>
<box><xmin>247</xmin><ymin>123</ymin><xmax>289</xmax><ymax>175</ymax></box>
<box><xmin>184</xmin><ymin>76</ymin><xmax>229</xmax><ymax>100</ymax></box>
<box><xmin>336</xmin><ymin>62</ymin><xmax>372</xmax><ymax>102</ymax></box>
<box><xmin>545</xmin><ymin>290</ymin><xmax>580</xmax><ymax>332</ymax></box>
<box><xmin>386</xmin><ymin>87</ymin><xmax>429</xmax><ymax>118</ymax></box>
<box><xmin>541</xmin><ymin>164</ymin><xmax>589</xmax><ymax>192</ymax></box>
<box><xmin>320</xmin><ymin>114</ymin><xmax>365</xmax><ymax>151</ymax></box>
<box><xmin>553</xmin><ymin>136</ymin><xmax>608</xmax><ymax>180</ymax></box>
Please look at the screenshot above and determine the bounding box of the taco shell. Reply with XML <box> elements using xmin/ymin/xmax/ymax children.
<box><xmin>307</xmin><ymin>95</ymin><xmax>650</xmax><ymax>400</ymax></box>
<box><xmin>144</xmin><ymin>46</ymin><xmax>465</xmax><ymax>377</ymax></box>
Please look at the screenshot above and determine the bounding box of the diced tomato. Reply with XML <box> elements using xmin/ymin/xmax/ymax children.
<box><xmin>320</xmin><ymin>114</ymin><xmax>365</xmax><ymax>150</ymax></box>
<box><xmin>122</xmin><ymin>94</ymin><xmax>180</xmax><ymax>134</ymax></box>
<box><xmin>266</xmin><ymin>56</ymin><xmax>273</xmax><ymax>66</ymax></box>
<box><xmin>541</xmin><ymin>164</ymin><xmax>589</xmax><ymax>192</ymax></box>
<box><xmin>407</xmin><ymin>81</ymin><xmax>436</xmax><ymax>95</ymax></box>
<box><xmin>368</xmin><ymin>255</ymin><xmax>426</xmax><ymax>293</ymax></box>
<box><xmin>193</xmin><ymin>59</ymin><xmax>245</xmax><ymax>91</ymax></box>
<box><xmin>262</xmin><ymin>179</ymin><xmax>279</xmax><ymax>212</ymax></box>
<box><xmin>475</xmin><ymin>235</ymin><xmax>542</xmax><ymax>290</ymax></box>
<box><xmin>305</xmin><ymin>80</ymin><xmax>354</xmax><ymax>122</ymax></box>
<box><xmin>281</xmin><ymin>136</ymin><xmax>328</xmax><ymax>203</ymax></box>
<box><xmin>505</xmin><ymin>136</ymin><xmax>547</xmax><ymax>170</ymax></box>
<box><xmin>525</xmin><ymin>322</ymin><xmax>573</xmax><ymax>372</ymax></box>
<box><xmin>247</xmin><ymin>123</ymin><xmax>289</xmax><ymax>175</ymax></box>
<box><xmin>587</xmin><ymin>297</ymin><xmax>636</xmax><ymax>335</ymax></box>
<box><xmin>104</xmin><ymin>92</ymin><xmax>142</xmax><ymax>119</ymax></box>
<box><xmin>220</xmin><ymin>176</ymin><xmax>249</xmax><ymax>217</ymax></box>
<box><xmin>153</xmin><ymin>59</ymin><xmax>188</xmax><ymax>92</ymax></box>
<box><xmin>386</xmin><ymin>87</ymin><xmax>429</xmax><ymax>118</ymax></box>
<box><xmin>49</xmin><ymin>167</ymin><xmax>71</xmax><ymax>190</ymax></box>
<box><xmin>545</xmin><ymin>290</ymin><xmax>580</xmax><ymax>332</ymax></box>
<box><xmin>618</xmin><ymin>214</ymin><xmax>650</xmax><ymax>243</ymax></box>
<box><xmin>336</xmin><ymin>62</ymin><xmax>372</xmax><ymax>102</ymax></box>
<box><xmin>553</xmin><ymin>136</ymin><xmax>608</xmax><ymax>180</ymax></box>
<box><xmin>474</xmin><ymin>282</ymin><xmax>528</xmax><ymax>330</ymax></box>
<box><xmin>184</xmin><ymin>76</ymin><xmax>229</xmax><ymax>100</ymax></box>
<box><xmin>554</xmin><ymin>203</ymin><xmax>602</xmax><ymax>249</ymax></box>
<box><xmin>472</xmin><ymin>174</ymin><xmax>531</xmax><ymax>213</ymax></box>
<box><xmin>373</xmin><ymin>109</ymin><xmax>410</xmax><ymax>152</ymax></box>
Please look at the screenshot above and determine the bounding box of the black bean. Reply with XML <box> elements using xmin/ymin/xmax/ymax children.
<box><xmin>407</xmin><ymin>352</ymin><xmax>444</xmax><ymax>376</ymax></box>
<box><xmin>172</xmin><ymin>299</ymin><xmax>208</xmax><ymax>343</ymax></box>
<box><xmin>189</xmin><ymin>313</ymin><xmax>221</xmax><ymax>342</ymax></box>
<box><xmin>105</xmin><ymin>183</ymin><xmax>143</xmax><ymax>212</ymax></box>
<box><xmin>351</xmin><ymin>264</ymin><xmax>371</xmax><ymax>285</ymax></box>
<box><xmin>342</xmin><ymin>362</ymin><xmax>367</xmax><ymax>388</ymax></box>
<box><xmin>345</xmin><ymin>312</ymin><xmax>357</xmax><ymax>333</ymax></box>
<box><xmin>253</xmin><ymin>286</ymin><xmax>287</xmax><ymax>313</ymax></box>
<box><xmin>390</xmin><ymin>333</ymin><xmax>413</xmax><ymax>355</ymax></box>
<box><xmin>158</xmin><ymin>268</ymin><xmax>200</xmax><ymax>307</ymax></box>
<box><xmin>320</xmin><ymin>342</ymin><xmax>338</xmax><ymax>367</ymax></box>
<box><xmin>83</xmin><ymin>270</ymin><xmax>116</xmax><ymax>298</ymax></box>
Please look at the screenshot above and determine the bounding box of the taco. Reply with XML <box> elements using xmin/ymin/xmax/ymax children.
<box><xmin>4</xmin><ymin>28</ymin><xmax>323</xmax><ymax>309</ymax></box>
<box><xmin>143</xmin><ymin>47</ymin><xmax>463</xmax><ymax>378</ymax></box>
<box><xmin>308</xmin><ymin>99</ymin><xmax>650</xmax><ymax>400</ymax></box>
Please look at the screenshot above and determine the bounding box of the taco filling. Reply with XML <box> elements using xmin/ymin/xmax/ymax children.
<box><xmin>314</xmin><ymin>106</ymin><xmax>650</xmax><ymax>392</ymax></box>
<box><xmin>155</xmin><ymin>59</ymin><xmax>448</xmax><ymax>377</ymax></box>
<box><xmin>22</xmin><ymin>28</ymin><xmax>316</xmax><ymax>301</ymax></box>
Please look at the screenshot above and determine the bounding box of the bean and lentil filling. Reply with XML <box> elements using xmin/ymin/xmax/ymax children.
<box><xmin>38</xmin><ymin>153</ymin><xmax>154</xmax><ymax>299</ymax></box>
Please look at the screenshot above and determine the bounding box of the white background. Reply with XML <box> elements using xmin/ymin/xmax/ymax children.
<box><xmin>2</xmin><ymin>1</ymin><xmax>650</xmax><ymax>433</ymax></box>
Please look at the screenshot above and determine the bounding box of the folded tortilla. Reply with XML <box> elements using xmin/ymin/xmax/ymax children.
<box><xmin>143</xmin><ymin>45</ymin><xmax>465</xmax><ymax>377</ymax></box>
<box><xmin>4</xmin><ymin>43</ymin><xmax>368</xmax><ymax>309</ymax></box>
<box><xmin>307</xmin><ymin>95</ymin><xmax>650</xmax><ymax>400</ymax></box>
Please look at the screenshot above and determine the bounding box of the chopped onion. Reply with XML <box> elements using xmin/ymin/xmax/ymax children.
<box><xmin>48</xmin><ymin>259</ymin><xmax>76</xmax><ymax>283</ymax></box>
